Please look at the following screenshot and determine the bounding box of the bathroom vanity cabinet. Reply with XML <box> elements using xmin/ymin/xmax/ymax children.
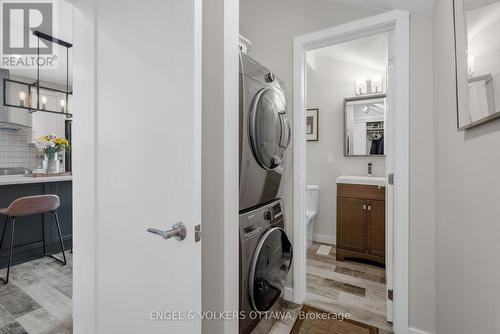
<box><xmin>336</xmin><ymin>183</ymin><xmax>385</xmax><ymax>265</ymax></box>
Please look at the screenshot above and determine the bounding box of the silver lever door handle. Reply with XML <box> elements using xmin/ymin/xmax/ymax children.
<box><xmin>147</xmin><ymin>222</ymin><xmax>186</xmax><ymax>241</ymax></box>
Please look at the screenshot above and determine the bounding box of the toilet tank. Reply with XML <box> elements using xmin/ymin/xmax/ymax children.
<box><xmin>306</xmin><ymin>185</ymin><xmax>319</xmax><ymax>213</ymax></box>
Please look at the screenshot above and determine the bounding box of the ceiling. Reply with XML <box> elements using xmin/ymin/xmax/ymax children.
<box><xmin>308</xmin><ymin>33</ymin><xmax>388</xmax><ymax>71</ymax></box>
<box><xmin>332</xmin><ymin>0</ymin><xmax>436</xmax><ymax>16</ymax></box>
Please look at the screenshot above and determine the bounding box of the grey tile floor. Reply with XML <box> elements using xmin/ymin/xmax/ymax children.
<box><xmin>0</xmin><ymin>252</ymin><xmax>72</xmax><ymax>334</ymax></box>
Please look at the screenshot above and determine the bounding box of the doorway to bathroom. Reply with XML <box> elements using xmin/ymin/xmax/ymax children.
<box><xmin>303</xmin><ymin>31</ymin><xmax>390</xmax><ymax>332</ymax></box>
<box><xmin>292</xmin><ymin>10</ymin><xmax>410</xmax><ymax>334</ymax></box>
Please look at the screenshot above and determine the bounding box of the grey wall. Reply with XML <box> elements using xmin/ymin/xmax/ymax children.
<box><xmin>433</xmin><ymin>0</ymin><xmax>500</xmax><ymax>333</ymax></box>
<box><xmin>306</xmin><ymin>54</ymin><xmax>386</xmax><ymax>244</ymax></box>
<box><xmin>240</xmin><ymin>1</ymin><xmax>436</xmax><ymax>332</ymax></box>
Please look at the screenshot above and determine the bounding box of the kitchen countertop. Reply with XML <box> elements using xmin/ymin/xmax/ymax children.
<box><xmin>0</xmin><ymin>174</ymin><xmax>73</xmax><ymax>186</ymax></box>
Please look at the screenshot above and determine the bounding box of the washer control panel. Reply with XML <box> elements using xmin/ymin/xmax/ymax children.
<box><xmin>263</xmin><ymin>210</ymin><xmax>272</xmax><ymax>221</ymax></box>
<box><xmin>239</xmin><ymin>199</ymin><xmax>284</xmax><ymax>241</ymax></box>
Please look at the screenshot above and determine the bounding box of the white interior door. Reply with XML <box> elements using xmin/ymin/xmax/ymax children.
<box><xmin>385</xmin><ymin>31</ymin><xmax>395</xmax><ymax>323</ymax></box>
<box><xmin>81</xmin><ymin>1</ymin><xmax>202</xmax><ymax>333</ymax></box>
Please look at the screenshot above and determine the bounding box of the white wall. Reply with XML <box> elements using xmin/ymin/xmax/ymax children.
<box><xmin>306</xmin><ymin>54</ymin><xmax>386</xmax><ymax>243</ymax></box>
<box><xmin>433</xmin><ymin>0</ymin><xmax>500</xmax><ymax>333</ymax></box>
<box><xmin>409</xmin><ymin>15</ymin><xmax>436</xmax><ymax>334</ymax></box>
<box><xmin>241</xmin><ymin>2</ymin><xmax>437</xmax><ymax>332</ymax></box>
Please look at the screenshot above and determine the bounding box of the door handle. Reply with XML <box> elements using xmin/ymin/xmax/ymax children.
<box><xmin>278</xmin><ymin>113</ymin><xmax>291</xmax><ymax>149</ymax></box>
<box><xmin>147</xmin><ymin>222</ymin><xmax>186</xmax><ymax>241</ymax></box>
<box><xmin>367</xmin><ymin>205</ymin><xmax>372</xmax><ymax>211</ymax></box>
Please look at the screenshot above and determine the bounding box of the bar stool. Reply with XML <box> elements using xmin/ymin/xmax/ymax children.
<box><xmin>0</xmin><ymin>195</ymin><xmax>67</xmax><ymax>284</ymax></box>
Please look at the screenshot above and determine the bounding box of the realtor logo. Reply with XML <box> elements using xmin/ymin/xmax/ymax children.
<box><xmin>2</xmin><ymin>2</ymin><xmax>53</xmax><ymax>54</ymax></box>
<box><xmin>1</xmin><ymin>1</ymin><xmax>56</xmax><ymax>69</ymax></box>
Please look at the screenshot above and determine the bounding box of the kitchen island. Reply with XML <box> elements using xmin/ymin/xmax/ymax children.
<box><xmin>0</xmin><ymin>176</ymin><xmax>72</xmax><ymax>268</ymax></box>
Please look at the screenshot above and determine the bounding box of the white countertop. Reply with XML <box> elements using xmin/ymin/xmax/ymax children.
<box><xmin>0</xmin><ymin>175</ymin><xmax>72</xmax><ymax>186</ymax></box>
<box><xmin>336</xmin><ymin>175</ymin><xmax>386</xmax><ymax>187</ymax></box>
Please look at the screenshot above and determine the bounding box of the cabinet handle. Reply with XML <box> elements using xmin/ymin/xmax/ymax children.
<box><xmin>362</xmin><ymin>205</ymin><xmax>367</xmax><ymax>210</ymax></box>
<box><xmin>367</xmin><ymin>205</ymin><xmax>372</xmax><ymax>211</ymax></box>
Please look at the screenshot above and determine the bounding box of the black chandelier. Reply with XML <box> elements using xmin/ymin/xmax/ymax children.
<box><xmin>2</xmin><ymin>30</ymin><xmax>73</xmax><ymax>117</ymax></box>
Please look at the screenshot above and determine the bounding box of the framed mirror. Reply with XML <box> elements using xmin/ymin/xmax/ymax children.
<box><xmin>453</xmin><ymin>0</ymin><xmax>500</xmax><ymax>130</ymax></box>
<box><xmin>344</xmin><ymin>94</ymin><xmax>386</xmax><ymax>156</ymax></box>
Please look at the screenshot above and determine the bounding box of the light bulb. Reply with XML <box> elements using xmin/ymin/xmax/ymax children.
<box><xmin>371</xmin><ymin>76</ymin><xmax>382</xmax><ymax>93</ymax></box>
<box><xmin>355</xmin><ymin>78</ymin><xmax>367</xmax><ymax>95</ymax></box>
<box><xmin>41</xmin><ymin>96</ymin><xmax>47</xmax><ymax>110</ymax></box>
<box><xmin>468</xmin><ymin>56</ymin><xmax>475</xmax><ymax>77</ymax></box>
<box><xmin>19</xmin><ymin>92</ymin><xmax>26</xmax><ymax>107</ymax></box>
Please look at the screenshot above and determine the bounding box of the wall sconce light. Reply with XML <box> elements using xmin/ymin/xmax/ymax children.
<box><xmin>19</xmin><ymin>91</ymin><xmax>26</xmax><ymax>107</ymax></box>
<box><xmin>468</xmin><ymin>56</ymin><xmax>475</xmax><ymax>77</ymax></box>
<box><xmin>371</xmin><ymin>76</ymin><xmax>382</xmax><ymax>93</ymax></box>
<box><xmin>60</xmin><ymin>99</ymin><xmax>66</xmax><ymax>113</ymax></box>
<box><xmin>41</xmin><ymin>95</ymin><xmax>47</xmax><ymax>110</ymax></box>
<box><xmin>356</xmin><ymin>76</ymin><xmax>384</xmax><ymax>95</ymax></box>
<box><xmin>355</xmin><ymin>78</ymin><xmax>367</xmax><ymax>95</ymax></box>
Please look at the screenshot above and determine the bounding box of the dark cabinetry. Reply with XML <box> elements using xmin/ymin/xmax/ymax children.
<box><xmin>336</xmin><ymin>183</ymin><xmax>385</xmax><ymax>265</ymax></box>
<box><xmin>0</xmin><ymin>181</ymin><xmax>72</xmax><ymax>268</ymax></box>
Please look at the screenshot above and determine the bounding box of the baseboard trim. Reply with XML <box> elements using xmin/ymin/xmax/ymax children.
<box><xmin>409</xmin><ymin>327</ymin><xmax>433</xmax><ymax>334</ymax></box>
<box><xmin>312</xmin><ymin>233</ymin><xmax>335</xmax><ymax>245</ymax></box>
<box><xmin>283</xmin><ymin>286</ymin><xmax>294</xmax><ymax>302</ymax></box>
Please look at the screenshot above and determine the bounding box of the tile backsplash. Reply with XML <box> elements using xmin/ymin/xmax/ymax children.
<box><xmin>0</xmin><ymin>128</ymin><xmax>41</xmax><ymax>170</ymax></box>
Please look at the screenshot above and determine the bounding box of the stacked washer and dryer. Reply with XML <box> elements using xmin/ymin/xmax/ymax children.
<box><xmin>239</xmin><ymin>52</ymin><xmax>293</xmax><ymax>334</ymax></box>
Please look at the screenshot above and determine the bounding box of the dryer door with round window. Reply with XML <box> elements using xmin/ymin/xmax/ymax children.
<box><xmin>249</xmin><ymin>88</ymin><xmax>291</xmax><ymax>170</ymax></box>
<box><xmin>249</xmin><ymin>227</ymin><xmax>293</xmax><ymax>312</ymax></box>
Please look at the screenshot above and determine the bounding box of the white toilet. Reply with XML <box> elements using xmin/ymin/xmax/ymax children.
<box><xmin>306</xmin><ymin>185</ymin><xmax>320</xmax><ymax>249</ymax></box>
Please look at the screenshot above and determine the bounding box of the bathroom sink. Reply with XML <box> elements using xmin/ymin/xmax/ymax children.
<box><xmin>336</xmin><ymin>175</ymin><xmax>386</xmax><ymax>186</ymax></box>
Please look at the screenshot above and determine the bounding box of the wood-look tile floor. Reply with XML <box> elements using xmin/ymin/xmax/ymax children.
<box><xmin>250</xmin><ymin>299</ymin><xmax>302</xmax><ymax>334</ymax></box>
<box><xmin>306</xmin><ymin>243</ymin><xmax>393</xmax><ymax>333</ymax></box>
<box><xmin>306</xmin><ymin>243</ymin><xmax>393</xmax><ymax>334</ymax></box>
<box><xmin>0</xmin><ymin>252</ymin><xmax>72</xmax><ymax>334</ymax></box>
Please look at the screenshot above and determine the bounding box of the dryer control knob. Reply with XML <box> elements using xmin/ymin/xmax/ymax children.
<box><xmin>263</xmin><ymin>210</ymin><xmax>272</xmax><ymax>221</ymax></box>
<box><xmin>264</xmin><ymin>72</ymin><xmax>275</xmax><ymax>83</ymax></box>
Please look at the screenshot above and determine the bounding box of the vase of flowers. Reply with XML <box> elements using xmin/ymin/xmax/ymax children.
<box><xmin>35</xmin><ymin>135</ymin><xmax>70</xmax><ymax>174</ymax></box>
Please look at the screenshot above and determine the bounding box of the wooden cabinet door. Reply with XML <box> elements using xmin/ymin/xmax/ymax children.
<box><xmin>337</xmin><ymin>197</ymin><xmax>366</xmax><ymax>252</ymax></box>
<box><xmin>366</xmin><ymin>200</ymin><xmax>385</xmax><ymax>257</ymax></box>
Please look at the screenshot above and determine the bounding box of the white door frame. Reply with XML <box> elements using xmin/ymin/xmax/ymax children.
<box><xmin>292</xmin><ymin>10</ymin><xmax>410</xmax><ymax>334</ymax></box>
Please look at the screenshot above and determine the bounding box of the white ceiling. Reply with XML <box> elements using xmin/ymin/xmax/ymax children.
<box><xmin>332</xmin><ymin>0</ymin><xmax>436</xmax><ymax>16</ymax></box>
<box><xmin>308</xmin><ymin>33</ymin><xmax>388</xmax><ymax>70</ymax></box>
